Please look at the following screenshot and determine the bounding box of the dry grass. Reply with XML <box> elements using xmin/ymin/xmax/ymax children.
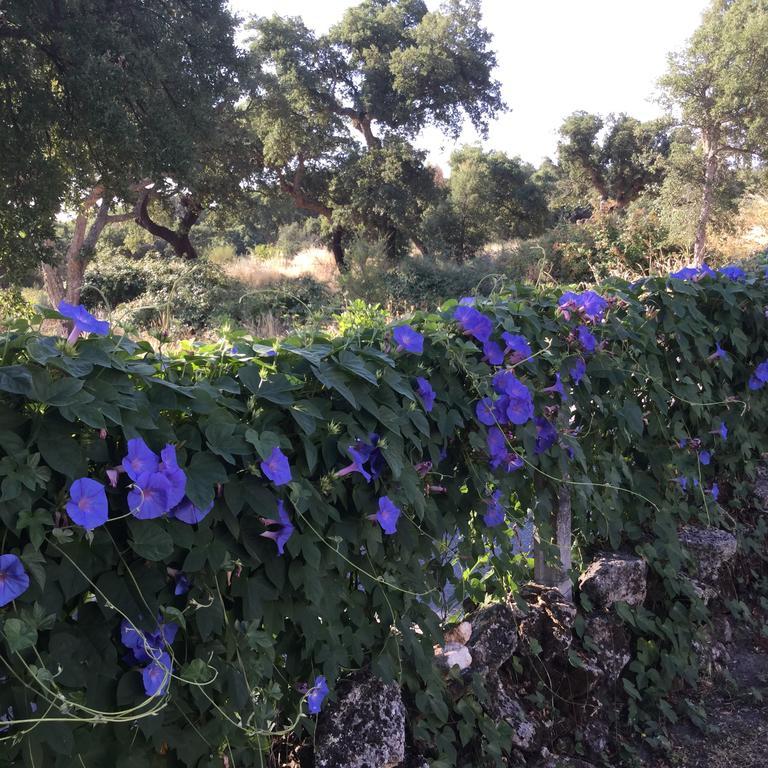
<box><xmin>711</xmin><ymin>194</ymin><xmax>768</xmax><ymax>261</ymax></box>
<box><xmin>225</xmin><ymin>247</ymin><xmax>339</xmax><ymax>290</ymax></box>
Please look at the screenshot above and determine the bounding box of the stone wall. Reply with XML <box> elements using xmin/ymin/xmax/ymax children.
<box><xmin>313</xmin><ymin>524</ymin><xmax>739</xmax><ymax>768</ymax></box>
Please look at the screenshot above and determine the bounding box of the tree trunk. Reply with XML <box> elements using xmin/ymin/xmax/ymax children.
<box><xmin>330</xmin><ymin>227</ymin><xmax>348</xmax><ymax>273</ymax></box>
<box><xmin>135</xmin><ymin>193</ymin><xmax>200</xmax><ymax>259</ymax></box>
<box><xmin>384</xmin><ymin>225</ymin><xmax>401</xmax><ymax>262</ymax></box>
<box><xmin>411</xmin><ymin>234</ymin><xmax>428</xmax><ymax>256</ymax></box>
<box><xmin>693</xmin><ymin>134</ymin><xmax>719</xmax><ymax>266</ymax></box>
<box><xmin>42</xmin><ymin>187</ymin><xmax>118</xmax><ymax>307</ymax></box>
<box><xmin>533</xmin><ymin>481</ymin><xmax>573</xmax><ymax>601</ymax></box>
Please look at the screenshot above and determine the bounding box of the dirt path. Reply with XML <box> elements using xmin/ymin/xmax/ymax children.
<box><xmin>653</xmin><ymin>636</ymin><xmax>768</xmax><ymax>768</ymax></box>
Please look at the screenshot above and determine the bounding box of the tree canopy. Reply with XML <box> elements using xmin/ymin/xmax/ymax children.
<box><xmin>660</xmin><ymin>0</ymin><xmax>768</xmax><ymax>262</ymax></box>
<box><xmin>246</xmin><ymin>0</ymin><xmax>504</xmax><ymax>270</ymax></box>
<box><xmin>421</xmin><ymin>147</ymin><xmax>549</xmax><ymax>261</ymax></box>
<box><xmin>0</xmin><ymin>0</ymin><xmax>243</xmax><ymax>298</ymax></box>
<box><xmin>556</xmin><ymin>111</ymin><xmax>671</xmax><ymax>210</ymax></box>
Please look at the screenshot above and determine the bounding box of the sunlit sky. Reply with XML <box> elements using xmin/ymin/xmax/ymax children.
<box><xmin>229</xmin><ymin>0</ymin><xmax>709</xmax><ymax>170</ymax></box>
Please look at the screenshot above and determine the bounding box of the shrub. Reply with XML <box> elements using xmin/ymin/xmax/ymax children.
<box><xmin>0</xmin><ymin>287</ymin><xmax>34</xmax><ymax>322</ymax></box>
<box><xmin>340</xmin><ymin>254</ymin><xmax>533</xmax><ymax>312</ymax></box>
<box><xmin>275</xmin><ymin>219</ymin><xmax>322</xmax><ymax>258</ymax></box>
<box><xmin>0</xmin><ymin>265</ymin><xmax>767</xmax><ymax>766</ymax></box>
<box><xmin>82</xmin><ymin>253</ymin><xmax>242</xmax><ymax>330</ymax></box>
<box><xmin>535</xmin><ymin>208</ymin><xmax>687</xmax><ymax>284</ymax></box>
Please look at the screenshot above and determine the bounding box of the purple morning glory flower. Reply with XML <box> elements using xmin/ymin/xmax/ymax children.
<box><xmin>675</xmin><ymin>476</ymin><xmax>688</xmax><ymax>492</ymax></box>
<box><xmin>482</xmin><ymin>340</ymin><xmax>505</xmax><ymax>366</ymax></box>
<box><xmin>483</xmin><ymin>490</ymin><xmax>506</xmax><ymax>527</ymax></box>
<box><xmin>260</xmin><ymin>500</ymin><xmax>294</xmax><ymax>554</ymax></box>
<box><xmin>374</xmin><ymin>496</ymin><xmax>401</xmax><ymax>535</ymax></box>
<box><xmin>0</xmin><ymin>554</ymin><xmax>30</xmax><ymax>607</ymax></box>
<box><xmin>66</xmin><ymin>477</ymin><xmax>109</xmax><ymax>530</ymax></box>
<box><xmin>336</xmin><ymin>434</ymin><xmax>384</xmax><ymax>483</ymax></box>
<box><xmin>486</xmin><ymin>427</ymin><xmax>524</xmax><ymax>473</ymax></box>
<box><xmin>142</xmin><ymin>651</ymin><xmax>172</xmax><ymax>697</ymax></box>
<box><xmin>709</xmin><ymin>483</ymin><xmax>720</xmax><ymax>501</ymax></box>
<box><xmin>475</xmin><ymin>397</ymin><xmax>497</xmax><ymax>426</ymax></box>
<box><xmin>710</xmin><ymin>342</ymin><xmax>728</xmax><ymax>361</ymax></box>
<box><xmin>717</xmin><ymin>422</ymin><xmax>727</xmax><ymax>440</ymax></box>
<box><xmin>414</xmin><ymin>377</ymin><xmax>436</xmax><ymax>412</ymax></box>
<box><xmin>121</xmin><ymin>615</ymin><xmax>179</xmax><ymax>664</ymax></box>
<box><xmin>159</xmin><ymin>445</ymin><xmax>186</xmax><ymax>509</ymax></box>
<box><xmin>578</xmin><ymin>291</ymin><xmax>608</xmax><ymax>322</ymax></box>
<box><xmin>699</xmin><ymin>450</ymin><xmax>711</xmax><ymax>466</ymax></box>
<box><xmin>122</xmin><ymin>438</ymin><xmax>160</xmax><ymax>483</ymax></box>
<box><xmin>393</xmin><ymin>325</ymin><xmax>424</xmax><ymax>354</ymax></box>
<box><xmin>577</xmin><ymin>325</ymin><xmax>597</xmax><ymax>354</ymax></box>
<box><xmin>558</xmin><ymin>290</ymin><xmax>607</xmax><ymax>323</ymax></box>
<box><xmin>307</xmin><ymin>675</ymin><xmax>329</xmax><ymax>714</ymax></box>
<box><xmin>174</xmin><ymin>573</ymin><xmax>190</xmax><ymax>596</ymax></box>
<box><xmin>492</xmin><ymin>371</ymin><xmax>534</xmax><ymax>425</ymax></box>
<box><xmin>542</xmin><ymin>373</ymin><xmax>566</xmax><ymax>399</ymax></box>
<box><xmin>128</xmin><ymin>472</ymin><xmax>171</xmax><ymax>520</ymax></box>
<box><xmin>171</xmin><ymin>497</ymin><xmax>214</xmax><ymax>525</ymax></box>
<box><xmin>58</xmin><ymin>301</ymin><xmax>110</xmax><ymax>344</ymax></box>
<box><xmin>261</xmin><ymin>446</ymin><xmax>292</xmax><ymax>486</ymax></box>
<box><xmin>719</xmin><ymin>265</ymin><xmax>746</xmax><ymax>281</ymax></box>
<box><xmin>670</xmin><ymin>266</ymin><xmax>699</xmax><ymax>281</ymax></box>
<box><xmin>501</xmin><ymin>333</ymin><xmax>532</xmax><ymax>364</ymax></box>
<box><xmin>453</xmin><ymin>306</ymin><xmax>493</xmax><ymax>342</ymax></box>
<box><xmin>120</xmin><ymin>619</ymin><xmax>144</xmax><ymax>653</ymax></box>
<box><xmin>671</xmin><ymin>264</ymin><xmax>716</xmax><ymax>282</ymax></box>
<box><xmin>749</xmin><ymin>375</ymin><xmax>764</xmax><ymax>391</ymax></box>
<box><xmin>755</xmin><ymin>360</ymin><xmax>768</xmax><ymax>384</ymax></box>
<box><xmin>492</xmin><ymin>395</ymin><xmax>510</xmax><ymax>425</ymax></box>
<box><xmin>534</xmin><ymin>418</ymin><xmax>558</xmax><ymax>454</ymax></box>
<box><xmin>570</xmin><ymin>358</ymin><xmax>587</xmax><ymax>384</ymax></box>
<box><xmin>679</xmin><ymin>438</ymin><xmax>688</xmax><ymax>448</ymax></box>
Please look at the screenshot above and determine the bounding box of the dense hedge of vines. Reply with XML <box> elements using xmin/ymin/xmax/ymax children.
<box><xmin>0</xmin><ymin>266</ymin><xmax>767</xmax><ymax>767</ymax></box>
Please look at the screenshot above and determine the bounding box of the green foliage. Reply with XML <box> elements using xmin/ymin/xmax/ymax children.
<box><xmin>659</xmin><ymin>0</ymin><xmax>768</xmax><ymax>258</ymax></box>
<box><xmin>247</xmin><ymin>0</ymin><xmax>504</xmax><ymax>264</ymax></box>
<box><xmin>422</xmin><ymin>147</ymin><xmax>549</xmax><ymax>261</ymax></box>
<box><xmin>2</xmin><ymin>258</ymin><xmax>768</xmax><ymax>766</ymax></box>
<box><xmin>649</xmin><ymin>129</ymin><xmax>746</xmax><ymax>252</ymax></box>
<box><xmin>0</xmin><ymin>0</ymin><xmax>243</xmax><ymax>277</ymax></box>
<box><xmin>81</xmin><ymin>252</ymin><xmax>332</xmax><ymax>332</ymax></box>
<box><xmin>275</xmin><ymin>219</ymin><xmax>323</xmax><ymax>259</ymax></box>
<box><xmin>333</xmin><ymin>300</ymin><xmax>389</xmax><ymax>336</ymax></box>
<box><xmin>556</xmin><ymin>111</ymin><xmax>672</xmax><ymax>209</ymax></box>
<box><xmin>0</xmin><ymin>288</ymin><xmax>34</xmax><ymax>325</ymax></box>
<box><xmin>539</xmin><ymin>207</ymin><xmax>685</xmax><ymax>283</ymax></box>
<box><xmin>340</xmin><ymin>255</ymin><xmax>530</xmax><ymax>312</ymax></box>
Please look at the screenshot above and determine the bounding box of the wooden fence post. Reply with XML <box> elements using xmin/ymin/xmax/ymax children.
<box><xmin>533</xmin><ymin>478</ymin><xmax>573</xmax><ymax>601</ymax></box>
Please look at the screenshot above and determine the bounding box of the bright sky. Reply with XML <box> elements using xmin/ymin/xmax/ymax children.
<box><xmin>229</xmin><ymin>0</ymin><xmax>709</xmax><ymax>170</ymax></box>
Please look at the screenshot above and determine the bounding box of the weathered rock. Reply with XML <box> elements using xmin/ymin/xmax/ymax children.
<box><xmin>581</xmin><ymin>612</ymin><xmax>631</xmax><ymax>682</ymax></box>
<box><xmin>754</xmin><ymin>463</ymin><xmax>768</xmax><ymax>512</ymax></box>
<box><xmin>536</xmin><ymin>756</ymin><xmax>599</xmax><ymax>768</ymax></box>
<box><xmin>315</xmin><ymin>673</ymin><xmax>405</xmax><ymax>768</ymax></box>
<box><xmin>484</xmin><ymin>672</ymin><xmax>541</xmax><ymax>752</ymax></box>
<box><xmin>465</xmin><ymin>601</ymin><xmax>519</xmax><ymax>671</ymax></box>
<box><xmin>582</xmin><ymin>719</ymin><xmax>609</xmax><ymax>757</ymax></box>
<box><xmin>434</xmin><ymin>642</ymin><xmax>472</xmax><ymax>672</ymax></box>
<box><xmin>685</xmin><ymin>577</ymin><xmax>719</xmax><ymax>605</ymax></box>
<box><xmin>678</xmin><ymin>525</ymin><xmax>737</xmax><ymax>583</ymax></box>
<box><xmin>694</xmin><ymin>615</ymin><xmax>733</xmax><ymax>678</ymax></box>
<box><xmin>578</xmin><ymin>555</ymin><xmax>647</xmax><ymax>609</ymax></box>
<box><xmin>444</xmin><ymin>621</ymin><xmax>472</xmax><ymax>645</ymax></box>
<box><xmin>516</xmin><ymin>584</ymin><xmax>577</xmax><ymax>662</ymax></box>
